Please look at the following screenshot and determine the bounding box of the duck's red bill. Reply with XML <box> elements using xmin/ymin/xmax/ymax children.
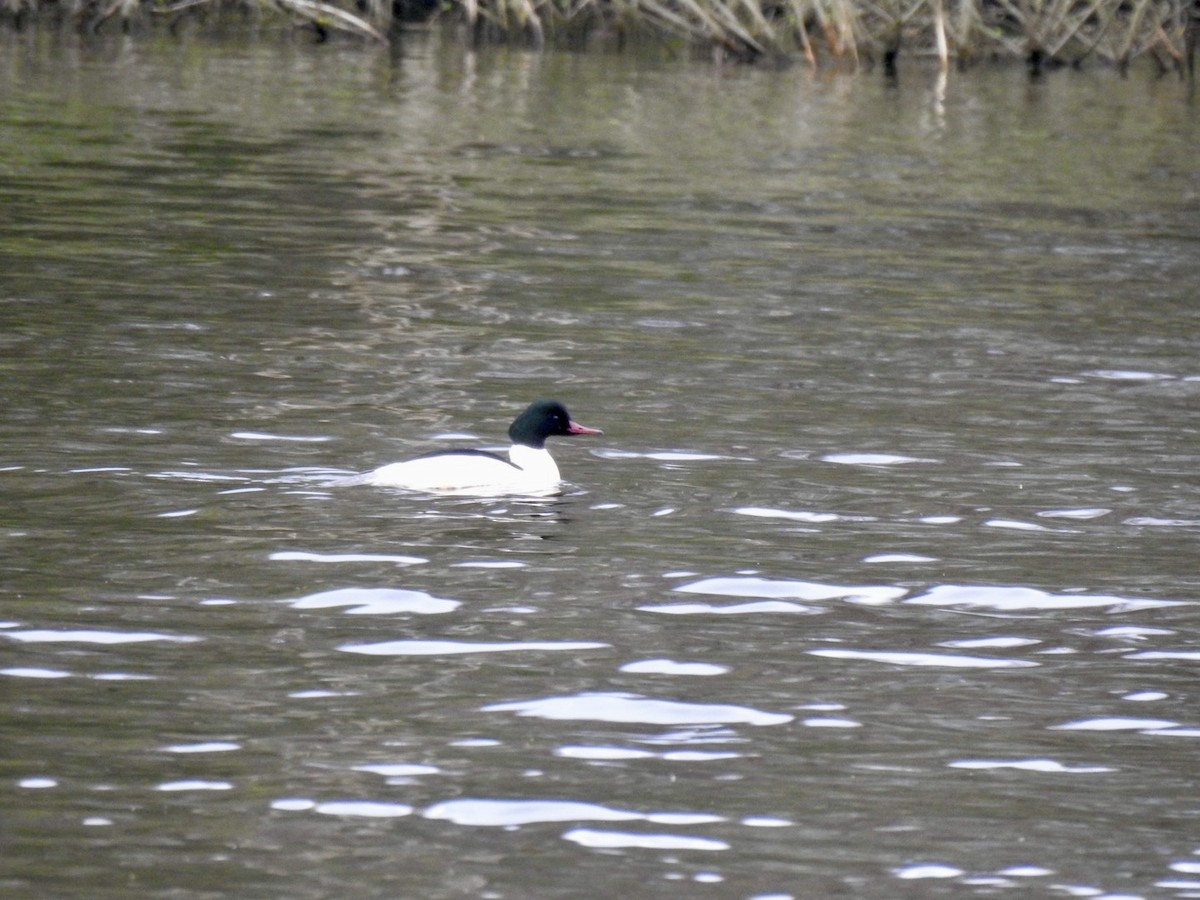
<box><xmin>567</xmin><ymin>421</ymin><xmax>603</xmax><ymax>436</ymax></box>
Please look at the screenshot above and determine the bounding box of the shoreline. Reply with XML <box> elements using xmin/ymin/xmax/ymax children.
<box><xmin>1</xmin><ymin>0</ymin><xmax>1196</xmax><ymax>77</ymax></box>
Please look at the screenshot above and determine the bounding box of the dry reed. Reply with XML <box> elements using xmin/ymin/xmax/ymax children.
<box><xmin>1</xmin><ymin>0</ymin><xmax>1195</xmax><ymax>74</ymax></box>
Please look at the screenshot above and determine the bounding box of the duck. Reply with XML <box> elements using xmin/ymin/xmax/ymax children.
<box><xmin>359</xmin><ymin>399</ymin><xmax>602</xmax><ymax>496</ymax></box>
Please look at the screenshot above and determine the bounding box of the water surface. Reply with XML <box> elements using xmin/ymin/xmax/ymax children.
<box><xmin>2</xmin><ymin>31</ymin><xmax>1199</xmax><ymax>899</ymax></box>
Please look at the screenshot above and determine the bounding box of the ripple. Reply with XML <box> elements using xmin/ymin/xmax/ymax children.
<box><xmin>894</xmin><ymin>863</ymin><xmax>964</xmax><ymax>879</ymax></box>
<box><xmin>809</xmin><ymin>649</ymin><xmax>1038</xmax><ymax>669</ymax></box>
<box><xmin>939</xmin><ymin>637</ymin><xmax>1041</xmax><ymax>649</ymax></box>
<box><xmin>160</xmin><ymin>742</ymin><xmax>241</xmax><ymax>753</ymax></box>
<box><xmin>1122</xmin><ymin>690</ymin><xmax>1168</xmax><ymax>701</ymax></box>
<box><xmin>619</xmin><ymin>659</ymin><xmax>729</xmax><ymax>676</ymax></box>
<box><xmin>821</xmin><ymin>452</ymin><xmax>937</xmax><ymax>466</ymax></box>
<box><xmin>1094</xmin><ymin>626</ymin><xmax>1175</xmax><ymax>639</ymax></box>
<box><xmin>594</xmin><ymin>449</ymin><xmax>727</xmax><ymax>462</ymax></box>
<box><xmin>556</xmin><ymin>744</ymin><xmax>743</xmax><ymax>762</ymax></box>
<box><xmin>1</xmin><ymin>667</ymin><xmax>72</xmax><ymax>678</ymax></box>
<box><xmin>149</xmin><ymin>470</ymin><xmax>250</xmax><ymax>484</ymax></box>
<box><xmin>661</xmin><ymin>750</ymin><xmax>743</xmax><ymax>760</ymax></box>
<box><xmin>2</xmin><ymin>629</ymin><xmax>199</xmax><ymax>644</ymax></box>
<box><xmin>948</xmin><ymin>759</ymin><xmax>1114</xmax><ymax>773</ymax></box>
<box><xmin>271</xmin><ymin>550</ymin><xmax>427</xmax><ymax>566</ymax></box>
<box><xmin>352</xmin><ymin>763</ymin><xmax>440</xmax><ymax>777</ymax></box>
<box><xmin>563</xmin><ymin>828</ymin><xmax>729</xmax><ymax>851</ymax></box>
<box><xmin>1124</xmin><ymin>516</ymin><xmax>1200</xmax><ymax>527</ymax></box>
<box><xmin>341</xmin><ymin>640</ymin><xmax>608</xmax><ymax>656</ymax></box>
<box><xmin>230</xmin><ymin>431</ymin><xmax>332</xmax><ymax>441</ymax></box>
<box><xmin>998</xmin><ymin>866</ymin><xmax>1054</xmax><ymax>877</ymax></box>
<box><xmin>1036</xmin><ymin>508</ymin><xmax>1111</xmax><ymax>520</ymax></box>
<box><xmin>640</xmin><ymin>600</ymin><xmax>823</xmax><ymax>616</ymax></box>
<box><xmin>314</xmin><ymin>801</ymin><xmax>414</xmax><ymax>818</ymax></box>
<box><xmin>157</xmin><ymin>780</ymin><xmax>234</xmax><ymax>791</ymax></box>
<box><xmin>1081</xmin><ymin>369</ymin><xmax>1174</xmax><ymax>381</ymax></box>
<box><xmin>1050</xmin><ymin>717</ymin><xmax>1180</xmax><ymax>731</ymax></box>
<box><xmin>984</xmin><ymin>518</ymin><xmax>1053</xmax><ymax>531</ymax></box>
<box><xmin>483</xmin><ymin>692</ymin><xmax>793</xmax><ymax>726</ymax></box>
<box><xmin>271</xmin><ymin>798</ymin><xmax>317</xmax><ymax>811</ymax></box>
<box><xmin>742</xmin><ymin>816</ymin><xmax>793</xmax><ymax>827</ymax></box>
<box><xmin>1125</xmin><ymin>650</ymin><xmax>1200</xmax><ymax>661</ymax></box>
<box><xmin>905</xmin><ymin>584</ymin><xmax>1182</xmax><ymax>613</ymax></box>
<box><xmin>287</xmin><ymin>587</ymin><xmax>460</xmax><ymax>615</ymax></box>
<box><xmin>423</xmin><ymin>798</ymin><xmax>722</xmax><ymax>828</ymax></box>
<box><xmin>863</xmin><ymin>553</ymin><xmax>938</xmax><ymax>564</ymax></box>
<box><xmin>673</xmin><ymin>576</ymin><xmax>905</xmax><ymax>605</ymax></box>
<box><xmin>734</xmin><ymin>507</ymin><xmax>875</xmax><ymax>524</ymax></box>
<box><xmin>556</xmin><ymin>746</ymin><xmax>656</xmax><ymax>761</ymax></box>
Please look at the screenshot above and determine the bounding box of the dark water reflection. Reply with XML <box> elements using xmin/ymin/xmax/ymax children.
<box><xmin>2</xmin><ymin>31</ymin><xmax>1200</xmax><ymax>900</ymax></box>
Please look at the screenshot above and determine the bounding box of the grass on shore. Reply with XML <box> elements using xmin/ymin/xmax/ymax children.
<box><xmin>2</xmin><ymin>0</ymin><xmax>1196</xmax><ymax>75</ymax></box>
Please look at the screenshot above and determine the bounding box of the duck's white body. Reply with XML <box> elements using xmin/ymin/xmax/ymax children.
<box><xmin>358</xmin><ymin>400</ymin><xmax>601</xmax><ymax>498</ymax></box>
<box><xmin>364</xmin><ymin>445</ymin><xmax>562</xmax><ymax>497</ymax></box>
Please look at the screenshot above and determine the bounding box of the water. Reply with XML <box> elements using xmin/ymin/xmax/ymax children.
<box><xmin>2</xmin><ymin>29</ymin><xmax>1199</xmax><ymax>899</ymax></box>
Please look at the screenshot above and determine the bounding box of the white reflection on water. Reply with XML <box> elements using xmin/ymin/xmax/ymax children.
<box><xmin>156</xmin><ymin>780</ymin><xmax>233</xmax><ymax>791</ymax></box>
<box><xmin>423</xmin><ymin>797</ymin><xmax>723</xmax><ymax>828</ymax></box>
<box><xmin>640</xmin><ymin>600</ymin><xmax>823</xmax><ymax>615</ymax></box>
<box><xmin>619</xmin><ymin>659</ymin><xmax>729</xmax><ymax>676</ymax></box>
<box><xmin>742</xmin><ymin>816</ymin><xmax>792</xmax><ymax>827</ymax></box>
<box><xmin>809</xmin><ymin>649</ymin><xmax>1038</xmax><ymax>669</ymax></box>
<box><xmin>671</xmin><ymin>576</ymin><xmax>906</xmax><ymax>605</ymax></box>
<box><xmin>556</xmin><ymin>745</ymin><xmax>742</xmax><ymax>762</ymax></box>
<box><xmin>1124</xmin><ymin>516</ymin><xmax>1200</xmax><ymax>527</ymax></box>
<box><xmin>353</xmin><ymin>763</ymin><xmax>440</xmax><ymax>778</ymax></box>
<box><xmin>484</xmin><ymin>692</ymin><xmax>792</xmax><ymax>726</ymax></box>
<box><xmin>939</xmin><ymin>637</ymin><xmax>1041</xmax><ymax>649</ymax></box>
<box><xmin>270</xmin><ymin>550</ymin><xmax>427</xmax><ymax>566</ymax></box>
<box><xmin>1081</xmin><ymin>369</ymin><xmax>1175</xmax><ymax>381</ymax></box>
<box><xmin>984</xmin><ymin>518</ymin><xmax>1052</xmax><ymax>531</ymax></box>
<box><xmin>313</xmin><ymin>801</ymin><xmax>413</xmax><ymax>818</ymax></box>
<box><xmin>230</xmin><ymin>431</ymin><xmax>332</xmax><ymax>442</ymax></box>
<box><xmin>1121</xmin><ymin>690</ymin><xmax>1168</xmax><ymax>701</ymax></box>
<box><xmin>1093</xmin><ymin>626</ymin><xmax>1175</xmax><ymax>639</ymax></box>
<box><xmin>286</xmin><ymin>586</ymin><xmax>460</xmax><ymax>615</ymax></box>
<box><xmin>341</xmin><ymin>639</ymin><xmax>608</xmax><ymax>656</ymax></box>
<box><xmin>593</xmin><ymin>449</ymin><xmax>729</xmax><ymax>462</ymax></box>
<box><xmin>894</xmin><ymin>864</ymin><xmax>964</xmax><ymax>880</ymax></box>
<box><xmin>821</xmin><ymin>452</ymin><xmax>938</xmax><ymax>466</ymax></box>
<box><xmin>563</xmin><ymin>828</ymin><xmax>729</xmax><ymax>851</ymax></box>
<box><xmin>905</xmin><ymin>584</ymin><xmax>1184</xmax><ymax>612</ymax></box>
<box><xmin>1036</xmin><ymin>507</ymin><xmax>1112</xmax><ymax>520</ymax></box>
<box><xmin>734</xmin><ymin>506</ymin><xmax>876</xmax><ymax>524</ymax></box>
<box><xmin>1</xmin><ymin>667</ymin><xmax>72</xmax><ymax>678</ymax></box>
<box><xmin>1050</xmin><ymin>717</ymin><xmax>1180</xmax><ymax>731</ymax></box>
<box><xmin>801</xmin><ymin>717</ymin><xmax>862</xmax><ymax>728</ymax></box>
<box><xmin>2</xmin><ymin>629</ymin><xmax>199</xmax><ymax>644</ymax></box>
<box><xmin>948</xmin><ymin>759</ymin><xmax>1114</xmax><ymax>773</ymax></box>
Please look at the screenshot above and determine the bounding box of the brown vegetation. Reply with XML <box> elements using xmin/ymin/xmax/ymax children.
<box><xmin>2</xmin><ymin>0</ymin><xmax>1196</xmax><ymax>75</ymax></box>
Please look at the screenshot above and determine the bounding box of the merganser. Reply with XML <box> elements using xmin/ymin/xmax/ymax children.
<box><xmin>360</xmin><ymin>399</ymin><xmax>602</xmax><ymax>496</ymax></box>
